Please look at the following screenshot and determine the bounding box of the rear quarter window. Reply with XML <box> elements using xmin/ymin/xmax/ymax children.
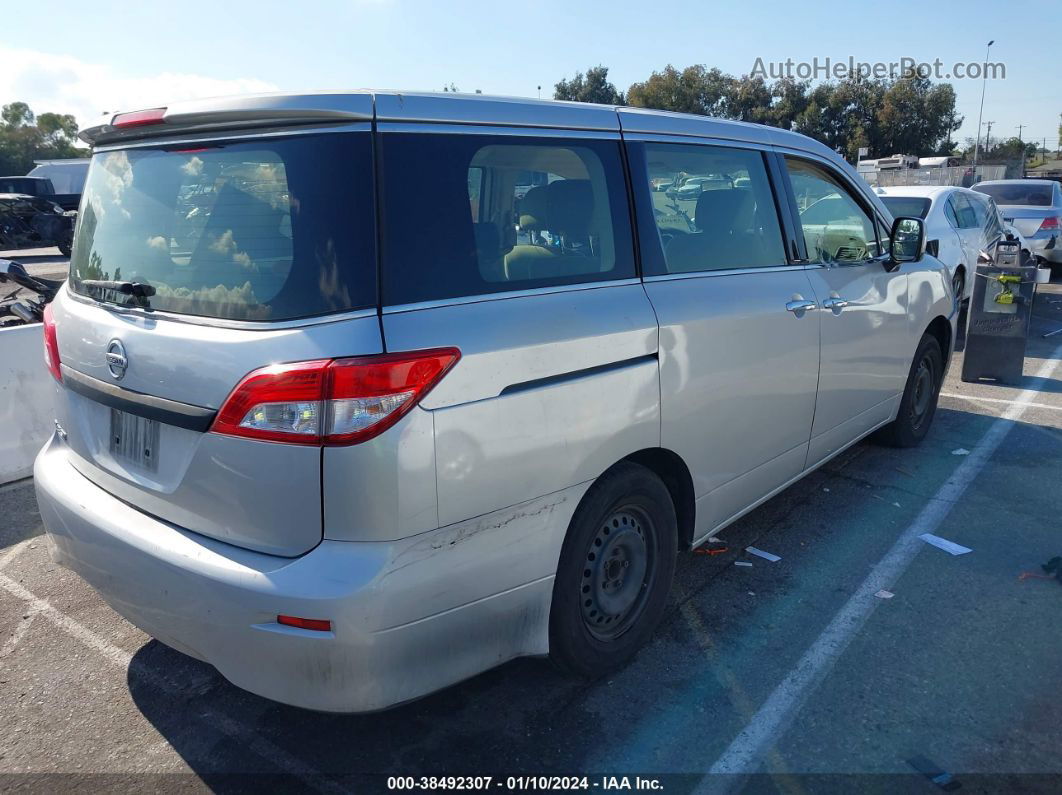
<box><xmin>378</xmin><ymin>133</ymin><xmax>635</xmax><ymax>306</ymax></box>
<box><xmin>70</xmin><ymin>132</ymin><xmax>376</xmax><ymax>322</ymax></box>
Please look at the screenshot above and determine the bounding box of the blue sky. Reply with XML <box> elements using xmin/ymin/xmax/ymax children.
<box><xmin>3</xmin><ymin>0</ymin><xmax>1059</xmax><ymax>151</ymax></box>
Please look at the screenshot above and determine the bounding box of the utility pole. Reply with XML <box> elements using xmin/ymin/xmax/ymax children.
<box><xmin>1016</xmin><ymin>124</ymin><xmax>1025</xmax><ymax>176</ymax></box>
<box><xmin>982</xmin><ymin>120</ymin><xmax>995</xmax><ymax>153</ymax></box>
<box><xmin>972</xmin><ymin>39</ymin><xmax>994</xmax><ymax>167</ymax></box>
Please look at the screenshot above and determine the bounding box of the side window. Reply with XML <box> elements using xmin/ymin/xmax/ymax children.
<box><xmin>950</xmin><ymin>192</ymin><xmax>979</xmax><ymax>229</ymax></box>
<box><xmin>943</xmin><ymin>196</ymin><xmax>960</xmax><ymax>227</ymax></box>
<box><xmin>379</xmin><ymin>134</ymin><xmax>634</xmax><ymax>306</ymax></box>
<box><xmin>642</xmin><ymin>143</ymin><xmax>785</xmax><ymax>274</ymax></box>
<box><xmin>785</xmin><ymin>158</ymin><xmax>877</xmax><ymax>264</ymax></box>
<box><xmin>972</xmin><ymin>194</ymin><xmax>1003</xmax><ymax>238</ymax></box>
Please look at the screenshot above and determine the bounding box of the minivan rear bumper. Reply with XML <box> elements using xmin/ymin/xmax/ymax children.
<box><xmin>34</xmin><ymin>434</ymin><xmax>567</xmax><ymax>712</ymax></box>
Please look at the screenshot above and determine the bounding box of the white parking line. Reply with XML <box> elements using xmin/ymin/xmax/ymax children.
<box><xmin>0</xmin><ymin>605</ymin><xmax>41</xmax><ymax>658</ymax></box>
<box><xmin>0</xmin><ymin>570</ymin><xmax>344</xmax><ymax>793</ymax></box>
<box><xmin>940</xmin><ymin>392</ymin><xmax>1062</xmax><ymax>412</ymax></box>
<box><xmin>699</xmin><ymin>343</ymin><xmax>1062</xmax><ymax>792</ymax></box>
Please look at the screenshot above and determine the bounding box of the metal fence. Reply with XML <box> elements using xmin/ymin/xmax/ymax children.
<box><xmin>859</xmin><ymin>164</ymin><xmax>1007</xmax><ymax>187</ymax></box>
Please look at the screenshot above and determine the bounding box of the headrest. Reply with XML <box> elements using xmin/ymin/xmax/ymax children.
<box><xmin>518</xmin><ymin>185</ymin><xmax>550</xmax><ymax>231</ymax></box>
<box><xmin>547</xmin><ymin>180</ymin><xmax>593</xmax><ymax>238</ymax></box>
<box><xmin>694</xmin><ymin>189</ymin><xmax>754</xmax><ymax>236</ymax></box>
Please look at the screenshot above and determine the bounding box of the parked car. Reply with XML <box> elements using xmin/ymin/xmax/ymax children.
<box><xmin>0</xmin><ymin>174</ymin><xmax>79</xmax><ymax>213</ymax></box>
<box><xmin>34</xmin><ymin>92</ymin><xmax>955</xmax><ymax>713</ymax></box>
<box><xmin>972</xmin><ymin>179</ymin><xmax>1062</xmax><ymax>269</ymax></box>
<box><xmin>669</xmin><ymin>174</ymin><xmax>732</xmax><ymax>199</ymax></box>
<box><xmin>0</xmin><ymin>193</ymin><xmax>75</xmax><ymax>256</ymax></box>
<box><xmin>876</xmin><ymin>185</ymin><xmax>1027</xmax><ymax>301</ymax></box>
<box><xmin>27</xmin><ymin>158</ymin><xmax>90</xmax><ymax>211</ymax></box>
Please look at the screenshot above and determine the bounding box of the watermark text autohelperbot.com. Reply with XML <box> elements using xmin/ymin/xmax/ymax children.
<box><xmin>751</xmin><ymin>56</ymin><xmax>1005</xmax><ymax>81</ymax></box>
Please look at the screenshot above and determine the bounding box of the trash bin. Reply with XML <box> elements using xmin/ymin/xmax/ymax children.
<box><xmin>961</xmin><ymin>241</ymin><xmax>1037</xmax><ymax>385</ymax></box>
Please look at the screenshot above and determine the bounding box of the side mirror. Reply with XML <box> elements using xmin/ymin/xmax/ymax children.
<box><xmin>890</xmin><ymin>216</ymin><xmax>926</xmax><ymax>264</ymax></box>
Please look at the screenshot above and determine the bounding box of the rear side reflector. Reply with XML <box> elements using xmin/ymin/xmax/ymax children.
<box><xmin>112</xmin><ymin>107</ymin><xmax>167</xmax><ymax>128</ymax></box>
<box><xmin>42</xmin><ymin>303</ymin><xmax>61</xmax><ymax>382</ymax></box>
<box><xmin>211</xmin><ymin>348</ymin><xmax>461</xmax><ymax>446</ymax></box>
<box><xmin>1039</xmin><ymin>216</ymin><xmax>1060</xmax><ymax>232</ymax></box>
<box><xmin>277</xmin><ymin>615</ymin><xmax>332</xmax><ymax>632</ymax></box>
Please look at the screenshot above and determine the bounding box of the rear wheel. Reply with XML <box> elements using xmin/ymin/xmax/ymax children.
<box><xmin>952</xmin><ymin>270</ymin><xmax>965</xmax><ymax>304</ymax></box>
<box><xmin>876</xmin><ymin>333</ymin><xmax>943</xmax><ymax>448</ymax></box>
<box><xmin>549</xmin><ymin>462</ymin><xmax>677</xmax><ymax>677</ymax></box>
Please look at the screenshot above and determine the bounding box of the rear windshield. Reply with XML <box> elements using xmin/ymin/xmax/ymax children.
<box><xmin>70</xmin><ymin>132</ymin><xmax>376</xmax><ymax>322</ymax></box>
<box><xmin>28</xmin><ymin>163</ymin><xmax>88</xmax><ymax>194</ymax></box>
<box><xmin>974</xmin><ymin>183</ymin><xmax>1053</xmax><ymax>207</ymax></box>
<box><xmin>880</xmin><ymin>196</ymin><xmax>931</xmax><ymax>219</ymax></box>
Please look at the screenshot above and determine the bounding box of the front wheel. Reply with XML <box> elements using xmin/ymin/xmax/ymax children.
<box><xmin>876</xmin><ymin>333</ymin><xmax>943</xmax><ymax>448</ymax></box>
<box><xmin>549</xmin><ymin>461</ymin><xmax>677</xmax><ymax>677</ymax></box>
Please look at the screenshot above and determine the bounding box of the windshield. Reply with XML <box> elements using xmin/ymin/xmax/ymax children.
<box><xmin>69</xmin><ymin>132</ymin><xmax>376</xmax><ymax>322</ymax></box>
<box><xmin>881</xmin><ymin>196</ymin><xmax>931</xmax><ymax>219</ymax></box>
<box><xmin>974</xmin><ymin>183</ymin><xmax>1053</xmax><ymax>207</ymax></box>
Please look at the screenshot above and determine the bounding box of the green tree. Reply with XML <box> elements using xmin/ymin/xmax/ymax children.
<box><xmin>2</xmin><ymin>102</ymin><xmax>34</xmax><ymax>130</ymax></box>
<box><xmin>627</xmin><ymin>65</ymin><xmax>730</xmax><ymax>116</ymax></box>
<box><xmin>554</xmin><ymin>66</ymin><xmax>625</xmax><ymax>105</ymax></box>
<box><xmin>0</xmin><ymin>101</ymin><xmax>89</xmax><ymax>175</ymax></box>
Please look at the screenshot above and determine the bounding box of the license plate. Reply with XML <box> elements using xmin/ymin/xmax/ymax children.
<box><xmin>109</xmin><ymin>409</ymin><xmax>160</xmax><ymax>471</ymax></box>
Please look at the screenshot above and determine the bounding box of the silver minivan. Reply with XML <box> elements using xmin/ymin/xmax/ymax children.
<box><xmin>34</xmin><ymin>92</ymin><xmax>956</xmax><ymax>712</ymax></box>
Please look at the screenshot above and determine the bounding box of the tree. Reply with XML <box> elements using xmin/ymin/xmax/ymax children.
<box><xmin>554</xmin><ymin>66</ymin><xmax>624</xmax><ymax>105</ymax></box>
<box><xmin>0</xmin><ymin>101</ymin><xmax>89</xmax><ymax>175</ymax></box>
<box><xmin>559</xmin><ymin>63</ymin><xmax>962</xmax><ymax>160</ymax></box>
<box><xmin>2</xmin><ymin>102</ymin><xmax>34</xmax><ymax>130</ymax></box>
<box><xmin>626</xmin><ymin>65</ymin><xmax>730</xmax><ymax>116</ymax></box>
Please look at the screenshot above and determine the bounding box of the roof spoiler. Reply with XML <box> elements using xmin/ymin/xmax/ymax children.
<box><xmin>79</xmin><ymin>92</ymin><xmax>374</xmax><ymax>146</ymax></box>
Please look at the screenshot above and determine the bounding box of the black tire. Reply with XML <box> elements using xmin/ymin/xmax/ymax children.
<box><xmin>952</xmin><ymin>270</ymin><xmax>965</xmax><ymax>305</ymax></box>
<box><xmin>876</xmin><ymin>333</ymin><xmax>944</xmax><ymax>448</ymax></box>
<box><xmin>549</xmin><ymin>461</ymin><xmax>677</xmax><ymax>677</ymax></box>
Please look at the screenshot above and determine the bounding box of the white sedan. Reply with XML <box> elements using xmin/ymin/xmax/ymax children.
<box><xmin>875</xmin><ymin>185</ymin><xmax>1032</xmax><ymax>301</ymax></box>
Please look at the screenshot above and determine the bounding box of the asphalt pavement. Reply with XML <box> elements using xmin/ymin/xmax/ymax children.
<box><xmin>1</xmin><ymin>271</ymin><xmax>1061</xmax><ymax>793</ymax></box>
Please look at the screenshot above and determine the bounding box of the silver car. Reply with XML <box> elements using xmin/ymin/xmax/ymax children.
<box><xmin>973</xmin><ymin>179</ymin><xmax>1062</xmax><ymax>267</ymax></box>
<box><xmin>34</xmin><ymin>92</ymin><xmax>956</xmax><ymax>712</ymax></box>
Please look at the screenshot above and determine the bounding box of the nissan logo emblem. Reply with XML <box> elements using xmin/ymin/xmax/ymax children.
<box><xmin>105</xmin><ymin>339</ymin><xmax>128</xmax><ymax>380</ymax></box>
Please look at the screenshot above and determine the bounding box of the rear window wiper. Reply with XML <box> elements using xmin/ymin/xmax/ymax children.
<box><xmin>79</xmin><ymin>279</ymin><xmax>157</xmax><ymax>299</ymax></box>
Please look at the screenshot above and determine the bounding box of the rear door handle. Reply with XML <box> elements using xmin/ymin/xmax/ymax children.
<box><xmin>822</xmin><ymin>296</ymin><xmax>849</xmax><ymax>311</ymax></box>
<box><xmin>786</xmin><ymin>298</ymin><xmax>817</xmax><ymax>314</ymax></box>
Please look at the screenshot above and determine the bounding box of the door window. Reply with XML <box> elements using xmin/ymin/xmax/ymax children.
<box><xmin>785</xmin><ymin>158</ymin><xmax>878</xmax><ymax>264</ymax></box>
<box><xmin>949</xmin><ymin>192</ymin><xmax>979</xmax><ymax>229</ymax></box>
<box><xmin>378</xmin><ymin>134</ymin><xmax>634</xmax><ymax>306</ymax></box>
<box><xmin>943</xmin><ymin>196</ymin><xmax>961</xmax><ymax>227</ymax></box>
<box><xmin>640</xmin><ymin>143</ymin><xmax>785</xmax><ymax>274</ymax></box>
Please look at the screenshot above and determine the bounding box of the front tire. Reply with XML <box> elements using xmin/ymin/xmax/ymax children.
<box><xmin>876</xmin><ymin>333</ymin><xmax>943</xmax><ymax>448</ymax></box>
<box><xmin>549</xmin><ymin>461</ymin><xmax>677</xmax><ymax>677</ymax></box>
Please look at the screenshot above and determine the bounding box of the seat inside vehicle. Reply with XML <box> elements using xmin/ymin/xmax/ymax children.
<box><xmin>664</xmin><ymin>188</ymin><xmax>768</xmax><ymax>272</ymax></box>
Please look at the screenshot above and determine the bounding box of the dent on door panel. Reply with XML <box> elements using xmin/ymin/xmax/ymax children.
<box><xmin>383</xmin><ymin>284</ymin><xmax>661</xmax><ymax>527</ymax></box>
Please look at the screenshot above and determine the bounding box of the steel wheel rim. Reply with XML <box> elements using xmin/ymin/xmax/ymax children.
<box><xmin>580</xmin><ymin>507</ymin><xmax>656</xmax><ymax>641</ymax></box>
<box><xmin>910</xmin><ymin>354</ymin><xmax>936</xmax><ymax>429</ymax></box>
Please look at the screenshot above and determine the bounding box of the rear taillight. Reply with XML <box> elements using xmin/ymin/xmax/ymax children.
<box><xmin>1039</xmin><ymin>216</ymin><xmax>1060</xmax><ymax>232</ymax></box>
<box><xmin>277</xmin><ymin>615</ymin><xmax>332</xmax><ymax>632</ymax></box>
<box><xmin>42</xmin><ymin>303</ymin><xmax>61</xmax><ymax>382</ymax></box>
<box><xmin>211</xmin><ymin>348</ymin><xmax>461</xmax><ymax>446</ymax></box>
<box><xmin>112</xmin><ymin>107</ymin><xmax>166</xmax><ymax>128</ymax></box>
